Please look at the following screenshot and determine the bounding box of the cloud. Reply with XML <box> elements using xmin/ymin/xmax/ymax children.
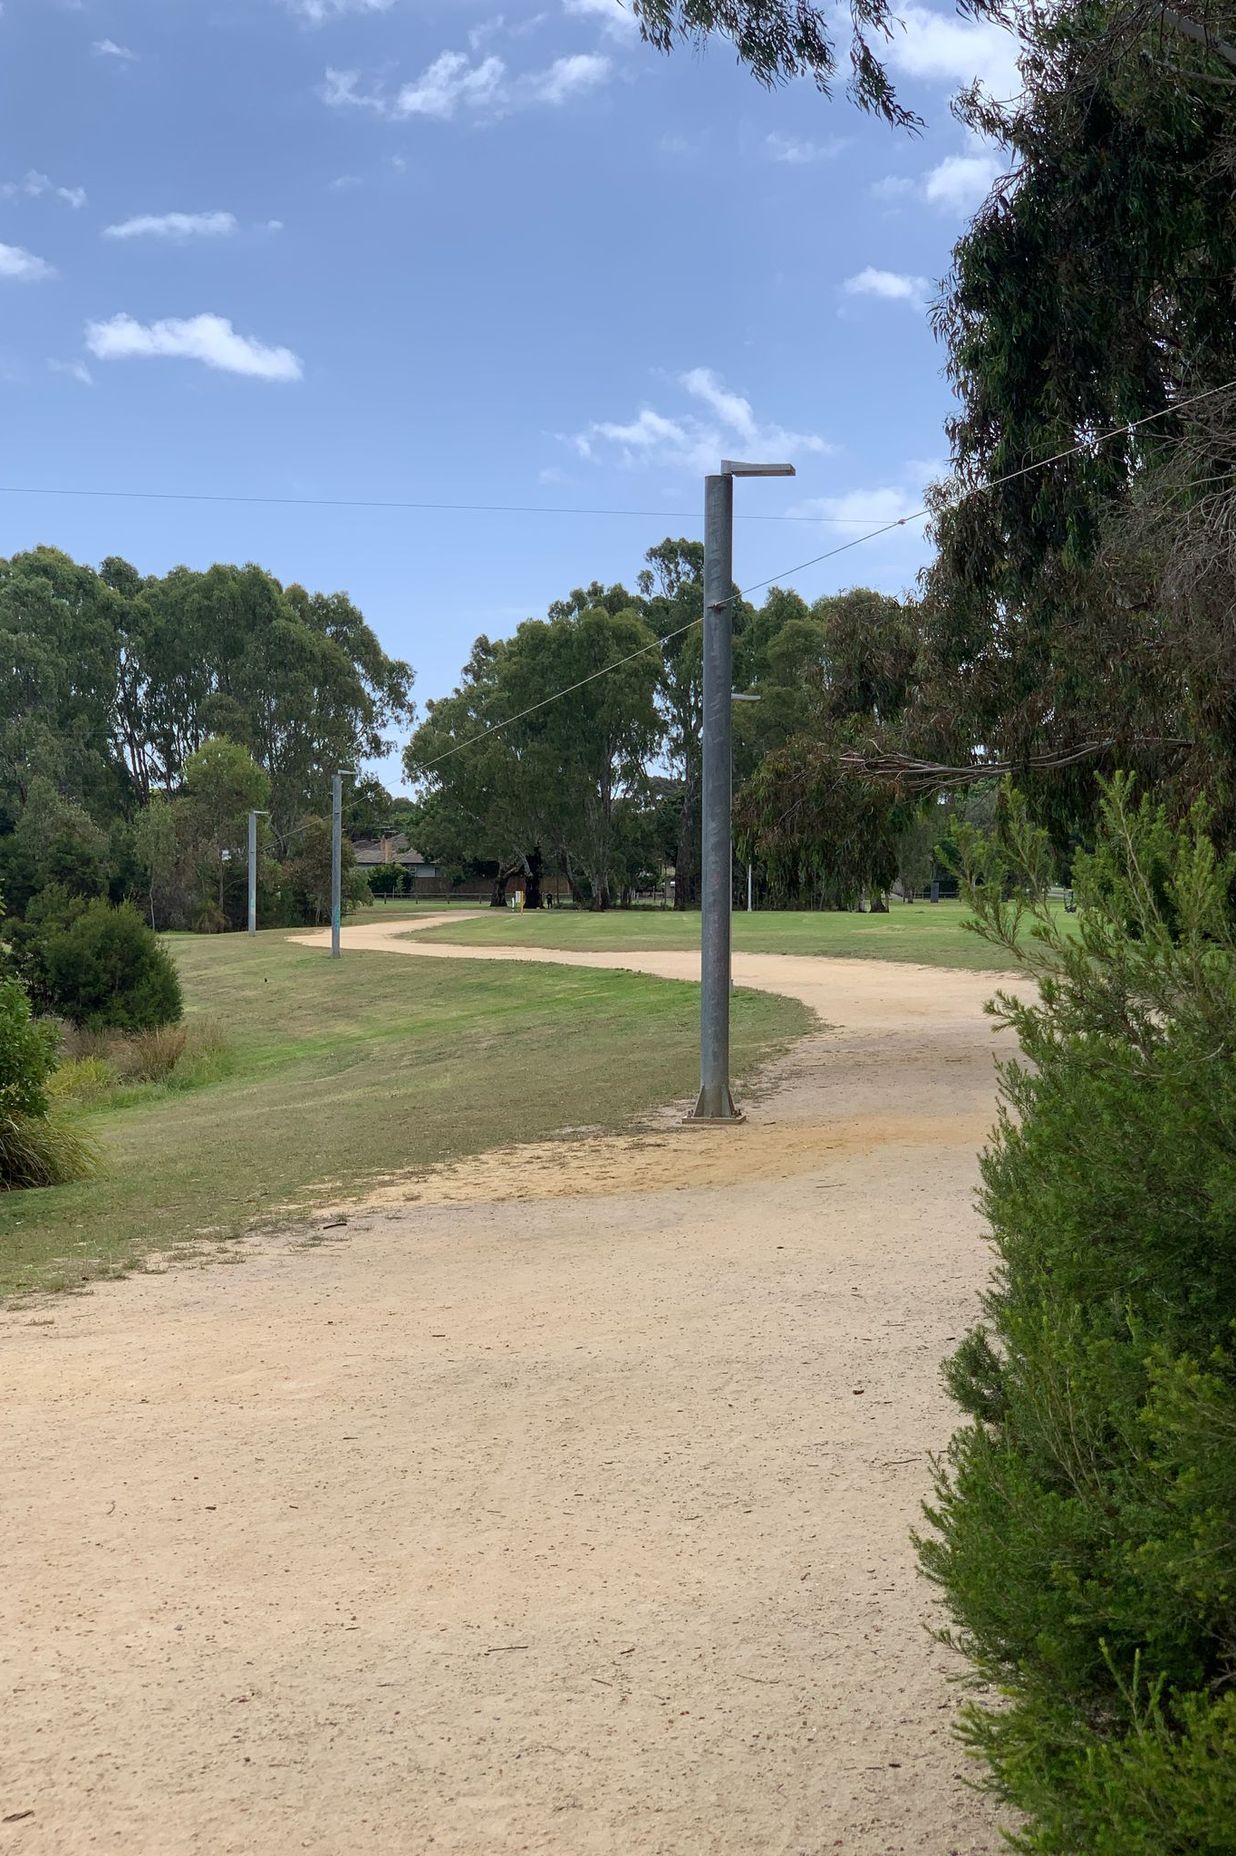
<box><xmin>396</xmin><ymin>51</ymin><xmax>506</xmax><ymax>117</ymax></box>
<box><xmin>764</xmin><ymin>131</ymin><xmax>844</xmax><ymax>165</ymax></box>
<box><xmin>886</xmin><ymin>3</ymin><xmax>1022</xmax><ymax>100</ymax></box>
<box><xmin>103</xmin><ymin>210</ymin><xmax>239</xmax><ymax>241</ymax></box>
<box><xmin>93</xmin><ymin>38</ymin><xmax>138</xmax><ymax>59</ymax></box>
<box><xmin>1</xmin><ymin>170</ymin><xmax>86</xmax><ymax>208</ymax></box>
<box><xmin>788</xmin><ymin>458</ymin><xmax>946</xmax><ymax>539</ymax></box>
<box><xmin>323</xmin><ymin>46</ymin><xmax>610</xmax><ymax>119</ymax></box>
<box><xmin>84</xmin><ymin>313</ymin><xmax>303</xmax><ymax>381</ymax></box>
<box><xmin>48</xmin><ymin>358</ymin><xmax>93</xmax><ymax>386</ymax></box>
<box><xmin>843</xmin><ymin>266</ymin><xmax>929</xmax><ymax>307</ymax></box>
<box><xmin>283</xmin><ymin>0</ymin><xmax>395</xmax><ymax>18</ymax></box>
<box><xmin>562</xmin><ymin>0</ymin><xmax>636</xmax><ymax>35</ymax></box>
<box><xmin>570</xmin><ymin>368</ymin><xmax>832</xmax><ymax>474</ymax></box>
<box><xmin>522</xmin><ymin>52</ymin><xmax>609</xmax><ymax>104</ymax></box>
<box><xmin>791</xmin><ymin>485</ymin><xmax>925</xmax><ymax>527</ymax></box>
<box><xmin>874</xmin><ymin>140</ymin><xmax>1004</xmax><ymax>215</ymax></box>
<box><xmin>0</xmin><ymin>242</ymin><xmax>56</xmax><ymax>283</ymax></box>
<box><xmin>923</xmin><ymin>148</ymin><xmax>1002</xmax><ymax>210</ymax></box>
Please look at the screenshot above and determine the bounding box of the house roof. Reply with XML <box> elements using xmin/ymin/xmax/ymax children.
<box><xmin>351</xmin><ymin>832</ymin><xmax>429</xmax><ymax>869</ymax></box>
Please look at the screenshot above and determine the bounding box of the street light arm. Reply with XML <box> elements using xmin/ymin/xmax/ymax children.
<box><xmin>721</xmin><ymin>461</ymin><xmax>797</xmax><ymax>478</ymax></box>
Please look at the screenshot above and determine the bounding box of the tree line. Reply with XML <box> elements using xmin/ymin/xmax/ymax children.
<box><xmin>1</xmin><ymin>547</ymin><xmax>414</xmax><ymax>932</ymax></box>
<box><xmin>405</xmin><ymin>542</ymin><xmax>995</xmax><ymax>911</ymax></box>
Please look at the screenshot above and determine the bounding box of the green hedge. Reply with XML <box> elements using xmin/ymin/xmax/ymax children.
<box><xmin>42</xmin><ymin>899</ymin><xmax>183</xmax><ymax>1032</ymax></box>
<box><xmin>0</xmin><ymin>972</ymin><xmax>96</xmax><ymax>1188</ymax></box>
<box><xmin>919</xmin><ymin>779</ymin><xmax>1236</xmax><ymax>1852</ymax></box>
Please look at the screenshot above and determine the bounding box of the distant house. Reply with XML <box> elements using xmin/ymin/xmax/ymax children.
<box><xmin>350</xmin><ymin>833</ymin><xmax>439</xmax><ymax>881</ymax></box>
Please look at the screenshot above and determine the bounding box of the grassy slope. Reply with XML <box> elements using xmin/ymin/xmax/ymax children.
<box><xmin>413</xmin><ymin>899</ymin><xmax>1042</xmax><ymax>971</ymax></box>
<box><xmin>0</xmin><ymin>931</ymin><xmax>810</xmax><ymax>1296</ymax></box>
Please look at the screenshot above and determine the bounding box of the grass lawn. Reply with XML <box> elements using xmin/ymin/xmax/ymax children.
<box><xmin>413</xmin><ymin>898</ymin><xmax>1055</xmax><ymax>971</ymax></box>
<box><xmin>0</xmin><ymin>930</ymin><xmax>810</xmax><ymax>1297</ymax></box>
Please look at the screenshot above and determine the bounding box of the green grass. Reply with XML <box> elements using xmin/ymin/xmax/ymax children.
<box><xmin>413</xmin><ymin>898</ymin><xmax>1055</xmax><ymax>971</ymax></box>
<box><xmin>0</xmin><ymin>930</ymin><xmax>811</xmax><ymax>1297</ymax></box>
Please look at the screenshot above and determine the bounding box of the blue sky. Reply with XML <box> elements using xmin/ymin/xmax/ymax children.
<box><xmin>1</xmin><ymin>0</ymin><xmax>1019</xmax><ymax>786</ymax></box>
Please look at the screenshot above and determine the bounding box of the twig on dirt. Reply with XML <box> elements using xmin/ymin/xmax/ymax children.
<box><xmin>484</xmin><ymin>1644</ymin><xmax>529</xmax><ymax>1654</ymax></box>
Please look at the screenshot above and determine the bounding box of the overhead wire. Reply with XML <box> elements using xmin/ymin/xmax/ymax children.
<box><xmin>0</xmin><ymin>481</ymin><xmax>899</xmax><ymax>526</ymax></box>
<box><xmin>413</xmin><ymin>374</ymin><xmax>1236</xmax><ymax>774</ymax></box>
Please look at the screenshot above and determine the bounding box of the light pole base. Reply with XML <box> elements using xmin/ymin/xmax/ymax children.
<box><xmin>686</xmin><ymin>1085</ymin><xmax>745</xmax><ymax>1124</ymax></box>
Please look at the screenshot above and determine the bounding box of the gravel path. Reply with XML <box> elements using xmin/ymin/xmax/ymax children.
<box><xmin>1</xmin><ymin>919</ymin><xmax>1017</xmax><ymax>1854</ymax></box>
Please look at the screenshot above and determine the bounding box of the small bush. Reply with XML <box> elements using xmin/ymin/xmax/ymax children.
<box><xmin>46</xmin><ymin>1055</ymin><xmax>116</xmax><ymax>1106</ymax></box>
<box><xmin>41</xmin><ymin>900</ymin><xmax>183</xmax><ymax>1032</ymax></box>
<box><xmin>0</xmin><ymin>1112</ymin><xmax>98</xmax><ymax>1190</ymax></box>
<box><xmin>0</xmin><ymin>973</ymin><xmax>96</xmax><ymax>1188</ymax></box>
<box><xmin>0</xmin><ymin>974</ymin><xmax>56</xmax><ymax>1122</ymax></box>
<box><xmin>111</xmin><ymin>1023</ymin><xmax>188</xmax><ymax>1082</ymax></box>
<box><xmin>53</xmin><ymin>1017</ymin><xmax>231</xmax><ymax>1104</ymax></box>
<box><xmin>919</xmin><ymin>777</ymin><xmax>1236</xmax><ymax>1853</ymax></box>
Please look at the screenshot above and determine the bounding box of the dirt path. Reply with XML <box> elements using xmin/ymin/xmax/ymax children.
<box><xmin>1</xmin><ymin>920</ymin><xmax>1018</xmax><ymax>1855</ymax></box>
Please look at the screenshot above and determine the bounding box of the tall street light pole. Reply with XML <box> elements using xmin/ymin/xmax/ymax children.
<box><xmin>331</xmin><ymin>769</ymin><xmax>356</xmax><ymax>960</ymax></box>
<box><xmin>247</xmin><ymin>808</ymin><xmax>270</xmax><ymax>937</ymax></box>
<box><xmin>690</xmin><ymin>460</ymin><xmax>795</xmax><ymax>1122</ymax></box>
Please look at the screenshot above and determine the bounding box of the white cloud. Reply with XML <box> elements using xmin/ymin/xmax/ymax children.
<box><xmin>470</xmin><ymin>12</ymin><xmax>550</xmax><ymax>48</ymax></box>
<box><xmin>789</xmin><ymin>458</ymin><xmax>946</xmax><ymax>534</ymax></box>
<box><xmin>764</xmin><ymin>131</ymin><xmax>844</xmax><ymax>165</ymax></box>
<box><xmin>323</xmin><ymin>45</ymin><xmax>610</xmax><ymax>119</ymax></box>
<box><xmin>283</xmin><ymin>0</ymin><xmax>395</xmax><ymax>18</ymax></box>
<box><xmin>84</xmin><ymin>313</ymin><xmax>303</xmax><ymax>382</ymax></box>
<box><xmin>681</xmin><ymin>366</ymin><xmax>758</xmax><ymax>444</ymax></box>
<box><xmin>874</xmin><ymin>140</ymin><xmax>1004</xmax><ymax>216</ymax></box>
<box><xmin>93</xmin><ymin>38</ymin><xmax>138</xmax><ymax>59</ymax></box>
<box><xmin>570</xmin><ymin>368</ymin><xmax>832</xmax><ymax>475</ymax></box>
<box><xmin>562</xmin><ymin>0</ymin><xmax>635</xmax><ymax>35</ymax></box>
<box><xmin>792</xmin><ymin>485</ymin><xmax>925</xmax><ymax>527</ymax></box>
<box><xmin>521</xmin><ymin>52</ymin><xmax>609</xmax><ymax>105</ymax></box>
<box><xmin>843</xmin><ymin>266</ymin><xmax>929</xmax><ymax>307</ymax></box>
<box><xmin>103</xmin><ymin>210</ymin><xmax>239</xmax><ymax>241</ymax></box>
<box><xmin>923</xmin><ymin>149</ymin><xmax>1002</xmax><ymax>210</ymax></box>
<box><xmin>887</xmin><ymin>3</ymin><xmax>1022</xmax><ymax>100</ymax></box>
<box><xmin>398</xmin><ymin>51</ymin><xmax>506</xmax><ymax>117</ymax></box>
<box><xmin>1</xmin><ymin>170</ymin><xmax>86</xmax><ymax>208</ymax></box>
<box><xmin>48</xmin><ymin>358</ymin><xmax>93</xmax><ymax>386</ymax></box>
<box><xmin>0</xmin><ymin>242</ymin><xmax>56</xmax><ymax>283</ymax></box>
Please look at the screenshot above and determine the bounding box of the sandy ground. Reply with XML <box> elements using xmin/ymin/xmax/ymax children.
<box><xmin>1</xmin><ymin>918</ymin><xmax>1019</xmax><ymax>1855</ymax></box>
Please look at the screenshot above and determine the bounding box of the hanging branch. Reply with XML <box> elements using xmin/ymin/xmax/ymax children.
<box><xmin>839</xmin><ymin>739</ymin><xmax>1194</xmax><ymax>793</ymax></box>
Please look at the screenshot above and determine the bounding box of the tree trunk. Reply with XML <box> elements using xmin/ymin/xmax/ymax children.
<box><xmin>674</xmin><ymin>763</ymin><xmax>701</xmax><ymax>910</ymax></box>
<box><xmin>525</xmin><ymin>846</ymin><xmax>543</xmax><ymax>911</ymax></box>
<box><xmin>489</xmin><ymin>872</ymin><xmax>508</xmax><ymax>908</ymax></box>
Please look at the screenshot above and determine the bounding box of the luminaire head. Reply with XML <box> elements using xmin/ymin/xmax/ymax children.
<box><xmin>720</xmin><ymin>461</ymin><xmax>796</xmax><ymax>478</ymax></box>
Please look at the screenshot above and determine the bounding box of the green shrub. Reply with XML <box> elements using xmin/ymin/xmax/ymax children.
<box><xmin>40</xmin><ymin>900</ymin><xmax>183</xmax><ymax>1032</ymax></box>
<box><xmin>919</xmin><ymin>777</ymin><xmax>1236</xmax><ymax>1853</ymax></box>
<box><xmin>53</xmin><ymin>1017</ymin><xmax>231</xmax><ymax>1104</ymax></box>
<box><xmin>111</xmin><ymin>1023</ymin><xmax>188</xmax><ymax>1081</ymax></box>
<box><xmin>0</xmin><ymin>974</ymin><xmax>96</xmax><ymax>1188</ymax></box>
<box><xmin>46</xmin><ymin>1054</ymin><xmax>116</xmax><ymax>1105</ymax></box>
<box><xmin>0</xmin><ymin>1111</ymin><xmax>98</xmax><ymax>1191</ymax></box>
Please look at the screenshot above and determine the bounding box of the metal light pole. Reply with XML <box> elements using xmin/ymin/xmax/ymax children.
<box><xmin>690</xmin><ymin>460</ymin><xmax>795</xmax><ymax>1122</ymax></box>
<box><xmin>247</xmin><ymin>809</ymin><xmax>269</xmax><ymax>937</ymax></box>
<box><xmin>731</xmin><ymin>690</ymin><xmax>760</xmax><ymax>923</ymax></box>
<box><xmin>331</xmin><ymin>769</ymin><xmax>356</xmax><ymax>959</ymax></box>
